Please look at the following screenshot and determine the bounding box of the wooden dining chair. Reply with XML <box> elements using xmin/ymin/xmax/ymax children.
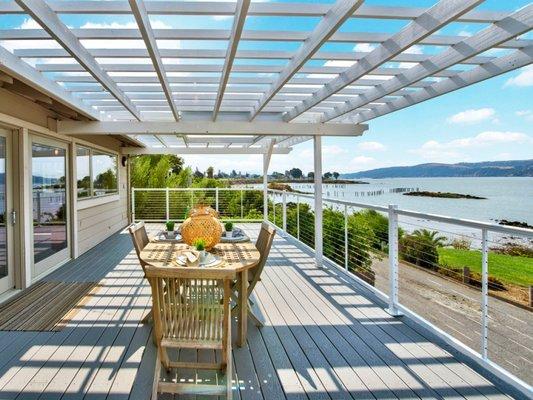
<box><xmin>128</xmin><ymin>221</ymin><xmax>152</xmax><ymax>323</ymax></box>
<box><xmin>145</xmin><ymin>265</ymin><xmax>233</xmax><ymax>399</ymax></box>
<box><xmin>233</xmin><ymin>222</ymin><xmax>276</xmax><ymax>326</ymax></box>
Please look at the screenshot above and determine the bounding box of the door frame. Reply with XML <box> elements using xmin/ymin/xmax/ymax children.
<box><xmin>29</xmin><ymin>134</ymin><xmax>71</xmax><ymax>280</ymax></box>
<box><xmin>0</xmin><ymin>128</ymin><xmax>15</xmax><ymax>295</ymax></box>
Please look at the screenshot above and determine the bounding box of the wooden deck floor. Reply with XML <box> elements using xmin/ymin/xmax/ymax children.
<box><xmin>0</xmin><ymin>224</ymin><xmax>523</xmax><ymax>400</ymax></box>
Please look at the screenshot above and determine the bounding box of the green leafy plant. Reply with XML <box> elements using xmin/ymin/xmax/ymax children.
<box><xmin>165</xmin><ymin>220</ymin><xmax>175</xmax><ymax>232</ymax></box>
<box><xmin>224</xmin><ymin>221</ymin><xmax>234</xmax><ymax>232</ymax></box>
<box><xmin>193</xmin><ymin>238</ymin><xmax>206</xmax><ymax>251</ymax></box>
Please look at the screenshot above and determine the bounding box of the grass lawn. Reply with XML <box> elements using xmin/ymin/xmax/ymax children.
<box><xmin>438</xmin><ymin>248</ymin><xmax>533</xmax><ymax>287</ymax></box>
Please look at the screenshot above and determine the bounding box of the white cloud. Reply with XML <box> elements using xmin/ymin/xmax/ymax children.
<box><xmin>447</xmin><ymin>108</ymin><xmax>495</xmax><ymax>124</ymax></box>
<box><xmin>353</xmin><ymin>43</ymin><xmax>375</xmax><ymax>53</ymax></box>
<box><xmin>357</xmin><ymin>141</ymin><xmax>386</xmax><ymax>151</ymax></box>
<box><xmin>80</xmin><ymin>20</ymin><xmax>171</xmax><ymax>29</ymax></box>
<box><xmin>504</xmin><ymin>65</ymin><xmax>533</xmax><ymax>87</ymax></box>
<box><xmin>410</xmin><ymin>131</ymin><xmax>531</xmax><ymax>162</ymax></box>
<box><xmin>18</xmin><ymin>18</ymin><xmax>42</xmax><ymax>30</ymax></box>
<box><xmin>458</xmin><ymin>30</ymin><xmax>472</xmax><ymax>37</ymax></box>
<box><xmin>515</xmin><ymin>110</ymin><xmax>533</xmax><ymax>121</ymax></box>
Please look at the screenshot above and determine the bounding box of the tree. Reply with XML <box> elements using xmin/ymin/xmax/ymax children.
<box><xmin>307</xmin><ymin>171</ymin><xmax>314</xmax><ymax>179</ymax></box>
<box><xmin>193</xmin><ymin>168</ymin><xmax>204</xmax><ymax>179</ymax></box>
<box><xmin>400</xmin><ymin>229</ymin><xmax>446</xmax><ymax>270</ymax></box>
<box><xmin>206</xmin><ymin>166</ymin><xmax>214</xmax><ymax>179</ymax></box>
<box><xmin>289</xmin><ymin>167</ymin><xmax>303</xmax><ymax>179</ymax></box>
<box><xmin>323</xmin><ymin>172</ymin><xmax>332</xmax><ymax>180</ymax></box>
<box><xmin>332</xmin><ymin>172</ymin><xmax>340</xmax><ymax>180</ymax></box>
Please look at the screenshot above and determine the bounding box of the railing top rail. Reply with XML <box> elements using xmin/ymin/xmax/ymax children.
<box><xmin>132</xmin><ymin>187</ymin><xmax>261</xmax><ymax>192</ymax></box>
<box><xmin>267</xmin><ymin>188</ymin><xmax>533</xmax><ymax>237</ymax></box>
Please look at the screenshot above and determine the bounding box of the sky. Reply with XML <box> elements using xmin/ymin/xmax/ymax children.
<box><xmin>0</xmin><ymin>0</ymin><xmax>532</xmax><ymax>175</ymax></box>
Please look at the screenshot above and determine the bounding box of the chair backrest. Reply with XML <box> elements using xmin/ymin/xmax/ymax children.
<box><xmin>250</xmin><ymin>222</ymin><xmax>276</xmax><ymax>283</ymax></box>
<box><xmin>145</xmin><ymin>266</ymin><xmax>232</xmax><ymax>346</ymax></box>
<box><xmin>128</xmin><ymin>221</ymin><xmax>150</xmax><ymax>262</ymax></box>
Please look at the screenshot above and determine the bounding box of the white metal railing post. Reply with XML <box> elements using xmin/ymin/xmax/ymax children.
<box><xmin>387</xmin><ymin>204</ymin><xmax>402</xmax><ymax>316</ymax></box>
<box><xmin>215</xmin><ymin>187</ymin><xmax>219</xmax><ymax>212</ymax></box>
<box><xmin>481</xmin><ymin>228</ymin><xmax>489</xmax><ymax>359</ymax></box>
<box><xmin>314</xmin><ymin>136</ymin><xmax>323</xmax><ymax>268</ymax></box>
<box><xmin>282</xmin><ymin>191</ymin><xmax>287</xmax><ymax>236</ymax></box>
<box><xmin>296</xmin><ymin>195</ymin><xmax>300</xmax><ymax>240</ymax></box>
<box><xmin>165</xmin><ymin>187</ymin><xmax>170</xmax><ymax>221</ymax></box>
<box><xmin>131</xmin><ymin>187</ymin><xmax>135</xmax><ymax>222</ymax></box>
<box><xmin>344</xmin><ymin>204</ymin><xmax>348</xmax><ymax>270</ymax></box>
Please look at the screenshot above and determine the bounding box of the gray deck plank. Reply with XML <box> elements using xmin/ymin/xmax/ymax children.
<box><xmin>264</xmin><ymin>258</ymin><xmax>411</xmax><ymax>399</ymax></box>
<box><xmin>0</xmin><ymin>225</ymin><xmax>524</xmax><ymax>400</ymax></box>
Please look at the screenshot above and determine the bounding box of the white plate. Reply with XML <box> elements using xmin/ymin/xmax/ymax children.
<box><xmin>176</xmin><ymin>253</ymin><xmax>220</xmax><ymax>267</ymax></box>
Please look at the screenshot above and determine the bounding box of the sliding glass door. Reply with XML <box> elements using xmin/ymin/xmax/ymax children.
<box><xmin>0</xmin><ymin>129</ymin><xmax>14</xmax><ymax>295</ymax></box>
<box><xmin>31</xmin><ymin>137</ymin><xmax>69</xmax><ymax>278</ymax></box>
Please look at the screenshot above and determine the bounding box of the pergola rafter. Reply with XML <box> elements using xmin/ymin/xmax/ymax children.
<box><xmin>324</xmin><ymin>4</ymin><xmax>533</xmax><ymax>122</ymax></box>
<box><xmin>14</xmin><ymin>0</ymin><xmax>141</xmax><ymax>120</ymax></box>
<box><xmin>0</xmin><ymin>0</ymin><xmax>529</xmax><ymax>153</ymax></box>
<box><xmin>213</xmin><ymin>0</ymin><xmax>250</xmax><ymax>121</ymax></box>
<box><xmin>129</xmin><ymin>0</ymin><xmax>180</xmax><ymax>121</ymax></box>
<box><xmin>282</xmin><ymin>0</ymin><xmax>485</xmax><ymax>121</ymax></box>
<box><xmin>250</xmin><ymin>0</ymin><xmax>364</xmax><ymax>120</ymax></box>
<box><xmin>354</xmin><ymin>45</ymin><xmax>533</xmax><ymax>124</ymax></box>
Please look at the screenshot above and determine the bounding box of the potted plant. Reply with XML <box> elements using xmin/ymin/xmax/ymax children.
<box><xmin>193</xmin><ymin>238</ymin><xmax>207</xmax><ymax>264</ymax></box>
<box><xmin>165</xmin><ymin>220</ymin><xmax>176</xmax><ymax>238</ymax></box>
<box><xmin>224</xmin><ymin>221</ymin><xmax>234</xmax><ymax>238</ymax></box>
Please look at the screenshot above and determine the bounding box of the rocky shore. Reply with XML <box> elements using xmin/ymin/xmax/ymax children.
<box><xmin>404</xmin><ymin>191</ymin><xmax>486</xmax><ymax>199</ymax></box>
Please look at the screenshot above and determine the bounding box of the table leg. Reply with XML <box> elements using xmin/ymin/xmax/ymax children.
<box><xmin>238</xmin><ymin>269</ymin><xmax>248</xmax><ymax>347</ymax></box>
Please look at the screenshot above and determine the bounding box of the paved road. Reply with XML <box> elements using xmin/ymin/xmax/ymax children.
<box><xmin>372</xmin><ymin>258</ymin><xmax>533</xmax><ymax>385</ymax></box>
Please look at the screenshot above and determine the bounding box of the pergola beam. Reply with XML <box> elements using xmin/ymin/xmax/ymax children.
<box><xmin>213</xmin><ymin>0</ymin><xmax>250</xmax><ymax>121</ymax></box>
<box><xmin>0</xmin><ymin>2</ymin><xmax>511</xmax><ymax>23</ymax></box>
<box><xmin>57</xmin><ymin>120</ymin><xmax>368</xmax><ymax>136</ymax></box>
<box><xmin>13</xmin><ymin>48</ymin><xmax>496</xmax><ymax>66</ymax></box>
<box><xmin>121</xmin><ymin>146</ymin><xmax>291</xmax><ymax>155</ymax></box>
<box><xmin>250</xmin><ymin>0</ymin><xmax>363</xmax><ymax>119</ymax></box>
<box><xmin>14</xmin><ymin>0</ymin><xmax>141</xmax><ymax>120</ymax></box>
<box><xmin>354</xmin><ymin>46</ymin><xmax>533</xmax><ymax>123</ymax></box>
<box><xmin>129</xmin><ymin>0</ymin><xmax>179</xmax><ymax>121</ymax></box>
<box><xmin>283</xmin><ymin>0</ymin><xmax>484</xmax><ymax>121</ymax></box>
<box><xmin>0</xmin><ymin>46</ymin><xmax>100</xmax><ymax>120</ymax></box>
<box><xmin>4</xmin><ymin>29</ymin><xmax>530</xmax><ymax>49</ymax></box>
<box><xmin>324</xmin><ymin>4</ymin><xmax>533</xmax><ymax>122</ymax></box>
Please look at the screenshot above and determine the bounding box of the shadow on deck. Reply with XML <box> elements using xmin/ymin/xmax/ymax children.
<box><xmin>0</xmin><ymin>224</ymin><xmax>524</xmax><ymax>399</ymax></box>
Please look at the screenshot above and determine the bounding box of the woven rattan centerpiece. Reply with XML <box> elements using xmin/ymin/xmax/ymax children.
<box><xmin>181</xmin><ymin>205</ymin><xmax>222</xmax><ymax>250</ymax></box>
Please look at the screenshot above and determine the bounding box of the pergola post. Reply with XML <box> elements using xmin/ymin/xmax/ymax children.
<box><xmin>314</xmin><ymin>136</ymin><xmax>323</xmax><ymax>268</ymax></box>
<box><xmin>263</xmin><ymin>140</ymin><xmax>274</xmax><ymax>222</ymax></box>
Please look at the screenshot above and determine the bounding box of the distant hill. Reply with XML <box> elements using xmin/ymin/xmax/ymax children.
<box><xmin>341</xmin><ymin>160</ymin><xmax>533</xmax><ymax>179</ymax></box>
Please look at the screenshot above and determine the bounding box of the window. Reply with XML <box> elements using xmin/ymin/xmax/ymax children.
<box><xmin>76</xmin><ymin>146</ymin><xmax>118</xmax><ymax>199</ymax></box>
<box><xmin>76</xmin><ymin>147</ymin><xmax>91</xmax><ymax>198</ymax></box>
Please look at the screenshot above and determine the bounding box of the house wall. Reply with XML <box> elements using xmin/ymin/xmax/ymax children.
<box><xmin>0</xmin><ymin>91</ymin><xmax>129</xmax><ymax>292</ymax></box>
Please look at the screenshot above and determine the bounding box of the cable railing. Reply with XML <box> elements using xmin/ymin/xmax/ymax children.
<box><xmin>131</xmin><ymin>187</ymin><xmax>264</xmax><ymax>222</ymax></box>
<box><xmin>130</xmin><ymin>186</ymin><xmax>532</xmax><ymax>392</ymax></box>
<box><xmin>266</xmin><ymin>188</ymin><xmax>533</xmax><ymax>391</ymax></box>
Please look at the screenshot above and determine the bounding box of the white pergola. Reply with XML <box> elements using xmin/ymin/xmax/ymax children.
<box><xmin>0</xmin><ymin>0</ymin><xmax>531</xmax><ymax>266</ymax></box>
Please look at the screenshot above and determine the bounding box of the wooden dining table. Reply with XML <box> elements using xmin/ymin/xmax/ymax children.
<box><xmin>140</xmin><ymin>241</ymin><xmax>261</xmax><ymax>347</ymax></box>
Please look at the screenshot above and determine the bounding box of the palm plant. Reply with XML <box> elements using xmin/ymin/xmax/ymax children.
<box><xmin>411</xmin><ymin>229</ymin><xmax>446</xmax><ymax>247</ymax></box>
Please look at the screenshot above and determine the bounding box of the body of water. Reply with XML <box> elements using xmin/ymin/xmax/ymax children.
<box><xmin>288</xmin><ymin>177</ymin><xmax>533</xmax><ymax>225</ymax></box>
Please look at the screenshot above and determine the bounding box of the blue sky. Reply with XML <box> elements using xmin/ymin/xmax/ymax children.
<box><xmin>0</xmin><ymin>0</ymin><xmax>531</xmax><ymax>174</ymax></box>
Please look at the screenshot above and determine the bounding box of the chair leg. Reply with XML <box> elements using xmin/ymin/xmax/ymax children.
<box><xmin>151</xmin><ymin>352</ymin><xmax>161</xmax><ymax>400</ymax></box>
<box><xmin>248</xmin><ymin>303</ymin><xmax>264</xmax><ymax>328</ymax></box>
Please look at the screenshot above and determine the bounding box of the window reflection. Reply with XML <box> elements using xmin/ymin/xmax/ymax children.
<box><xmin>93</xmin><ymin>152</ymin><xmax>118</xmax><ymax>196</ymax></box>
<box><xmin>76</xmin><ymin>146</ymin><xmax>91</xmax><ymax>198</ymax></box>
<box><xmin>32</xmin><ymin>143</ymin><xmax>67</xmax><ymax>264</ymax></box>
